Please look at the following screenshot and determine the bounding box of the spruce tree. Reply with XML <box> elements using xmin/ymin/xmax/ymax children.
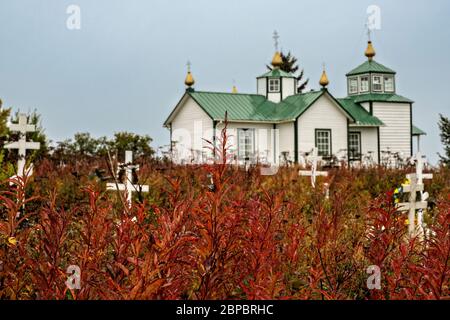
<box><xmin>438</xmin><ymin>113</ymin><xmax>450</xmax><ymax>165</ymax></box>
<box><xmin>0</xmin><ymin>99</ymin><xmax>10</xmax><ymax>140</ymax></box>
<box><xmin>267</xmin><ymin>51</ymin><xmax>309</xmax><ymax>93</ymax></box>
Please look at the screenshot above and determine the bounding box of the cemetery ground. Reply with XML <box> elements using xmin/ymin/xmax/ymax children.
<box><xmin>0</xmin><ymin>132</ymin><xmax>449</xmax><ymax>299</ymax></box>
<box><xmin>0</xmin><ymin>160</ymin><xmax>449</xmax><ymax>300</ymax></box>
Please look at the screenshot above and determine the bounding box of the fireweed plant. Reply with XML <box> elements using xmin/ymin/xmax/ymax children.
<box><xmin>0</xmin><ymin>122</ymin><xmax>449</xmax><ymax>299</ymax></box>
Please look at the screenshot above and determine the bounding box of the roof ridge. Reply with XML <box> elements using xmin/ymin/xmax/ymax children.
<box><xmin>288</xmin><ymin>90</ymin><xmax>323</xmax><ymax>97</ymax></box>
<box><xmin>189</xmin><ymin>90</ymin><xmax>264</xmax><ymax>97</ymax></box>
<box><xmin>346</xmin><ymin>59</ymin><xmax>396</xmax><ymax>76</ymax></box>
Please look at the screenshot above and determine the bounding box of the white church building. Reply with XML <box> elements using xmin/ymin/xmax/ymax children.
<box><xmin>163</xmin><ymin>39</ymin><xmax>425</xmax><ymax>165</ymax></box>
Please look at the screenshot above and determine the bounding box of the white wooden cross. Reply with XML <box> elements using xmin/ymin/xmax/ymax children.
<box><xmin>107</xmin><ymin>150</ymin><xmax>149</xmax><ymax>206</ymax></box>
<box><xmin>4</xmin><ymin>113</ymin><xmax>40</xmax><ymax>177</ymax></box>
<box><xmin>299</xmin><ymin>147</ymin><xmax>328</xmax><ymax>189</ymax></box>
<box><xmin>396</xmin><ymin>152</ymin><xmax>433</xmax><ymax>237</ymax></box>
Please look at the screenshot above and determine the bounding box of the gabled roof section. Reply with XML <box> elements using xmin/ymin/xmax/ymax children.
<box><xmin>188</xmin><ymin>91</ymin><xmax>277</xmax><ymax>121</ymax></box>
<box><xmin>274</xmin><ymin>90</ymin><xmax>324</xmax><ymax>120</ymax></box>
<box><xmin>190</xmin><ymin>89</ymin><xmax>355</xmax><ymax>122</ymax></box>
<box><xmin>346</xmin><ymin>60</ymin><xmax>396</xmax><ymax>76</ymax></box>
<box><xmin>165</xmin><ymin>89</ymin><xmax>356</xmax><ymax>125</ymax></box>
<box><xmin>257</xmin><ymin>69</ymin><xmax>296</xmax><ymax>78</ymax></box>
<box><xmin>163</xmin><ymin>92</ymin><xmax>196</xmax><ymax>127</ymax></box>
<box><xmin>412</xmin><ymin>125</ymin><xmax>426</xmax><ymax>136</ymax></box>
<box><xmin>350</xmin><ymin>93</ymin><xmax>414</xmax><ymax>104</ymax></box>
<box><xmin>337</xmin><ymin>98</ymin><xmax>384</xmax><ymax>127</ymax></box>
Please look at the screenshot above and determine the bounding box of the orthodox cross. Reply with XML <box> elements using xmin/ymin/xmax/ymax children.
<box><xmin>187</xmin><ymin>60</ymin><xmax>192</xmax><ymax>72</ymax></box>
<box><xmin>107</xmin><ymin>150</ymin><xmax>149</xmax><ymax>206</ymax></box>
<box><xmin>299</xmin><ymin>147</ymin><xmax>328</xmax><ymax>188</ymax></box>
<box><xmin>273</xmin><ymin>30</ymin><xmax>280</xmax><ymax>51</ymax></box>
<box><xmin>396</xmin><ymin>152</ymin><xmax>433</xmax><ymax>237</ymax></box>
<box><xmin>4</xmin><ymin>113</ymin><xmax>40</xmax><ymax>177</ymax></box>
<box><xmin>366</xmin><ymin>23</ymin><xmax>372</xmax><ymax>41</ymax></box>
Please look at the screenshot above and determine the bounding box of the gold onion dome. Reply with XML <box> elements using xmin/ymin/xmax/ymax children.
<box><xmin>271</xmin><ymin>51</ymin><xmax>283</xmax><ymax>68</ymax></box>
<box><xmin>365</xmin><ymin>41</ymin><xmax>376</xmax><ymax>61</ymax></box>
<box><xmin>185</xmin><ymin>71</ymin><xmax>195</xmax><ymax>87</ymax></box>
<box><xmin>319</xmin><ymin>69</ymin><xmax>329</xmax><ymax>88</ymax></box>
<box><xmin>232</xmin><ymin>85</ymin><xmax>238</xmax><ymax>94</ymax></box>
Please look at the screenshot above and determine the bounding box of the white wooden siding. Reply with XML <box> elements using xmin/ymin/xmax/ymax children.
<box><xmin>257</xmin><ymin>78</ymin><xmax>266</xmax><ymax>96</ymax></box>
<box><xmin>350</xmin><ymin>127</ymin><xmax>379</xmax><ymax>163</ymax></box>
<box><xmin>216</xmin><ymin>122</ymin><xmax>275</xmax><ymax>164</ymax></box>
<box><xmin>267</xmin><ymin>92</ymin><xmax>281</xmax><ymax>103</ymax></box>
<box><xmin>360</xmin><ymin>102</ymin><xmax>371</xmax><ymax>113</ymax></box>
<box><xmin>297</xmin><ymin>94</ymin><xmax>348</xmax><ymax>157</ymax></box>
<box><xmin>278</xmin><ymin>122</ymin><xmax>294</xmax><ymax>161</ymax></box>
<box><xmin>170</xmin><ymin>97</ymin><xmax>213</xmax><ymax>162</ymax></box>
<box><xmin>372</xmin><ymin>102</ymin><xmax>411</xmax><ymax>156</ymax></box>
<box><xmin>281</xmin><ymin>78</ymin><xmax>295</xmax><ymax>100</ymax></box>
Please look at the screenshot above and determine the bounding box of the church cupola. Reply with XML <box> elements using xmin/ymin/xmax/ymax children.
<box><xmin>346</xmin><ymin>40</ymin><xmax>396</xmax><ymax>96</ymax></box>
<box><xmin>365</xmin><ymin>41</ymin><xmax>376</xmax><ymax>61</ymax></box>
<box><xmin>184</xmin><ymin>61</ymin><xmax>195</xmax><ymax>90</ymax></box>
<box><xmin>256</xmin><ymin>31</ymin><xmax>297</xmax><ymax>103</ymax></box>
<box><xmin>319</xmin><ymin>64</ymin><xmax>329</xmax><ymax>88</ymax></box>
<box><xmin>271</xmin><ymin>51</ymin><xmax>283</xmax><ymax>68</ymax></box>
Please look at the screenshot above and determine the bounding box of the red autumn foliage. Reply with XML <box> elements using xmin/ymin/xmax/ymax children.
<box><xmin>0</xmin><ymin>124</ymin><xmax>449</xmax><ymax>300</ymax></box>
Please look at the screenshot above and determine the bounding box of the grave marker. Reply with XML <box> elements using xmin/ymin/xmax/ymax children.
<box><xmin>4</xmin><ymin>113</ymin><xmax>40</xmax><ymax>177</ymax></box>
<box><xmin>107</xmin><ymin>150</ymin><xmax>149</xmax><ymax>206</ymax></box>
<box><xmin>299</xmin><ymin>147</ymin><xmax>328</xmax><ymax>188</ymax></box>
<box><xmin>396</xmin><ymin>152</ymin><xmax>433</xmax><ymax>237</ymax></box>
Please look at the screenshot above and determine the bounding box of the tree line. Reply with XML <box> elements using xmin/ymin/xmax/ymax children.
<box><xmin>0</xmin><ymin>101</ymin><xmax>155</xmax><ymax>171</ymax></box>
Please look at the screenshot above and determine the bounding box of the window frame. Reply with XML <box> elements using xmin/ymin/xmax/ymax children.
<box><xmin>348</xmin><ymin>132</ymin><xmax>362</xmax><ymax>161</ymax></box>
<box><xmin>384</xmin><ymin>75</ymin><xmax>395</xmax><ymax>92</ymax></box>
<box><xmin>268</xmin><ymin>78</ymin><xmax>280</xmax><ymax>93</ymax></box>
<box><xmin>359</xmin><ymin>75</ymin><xmax>369</xmax><ymax>93</ymax></box>
<box><xmin>372</xmin><ymin>75</ymin><xmax>383</xmax><ymax>92</ymax></box>
<box><xmin>237</xmin><ymin>128</ymin><xmax>255</xmax><ymax>161</ymax></box>
<box><xmin>348</xmin><ymin>77</ymin><xmax>359</xmax><ymax>95</ymax></box>
<box><xmin>315</xmin><ymin>129</ymin><xmax>332</xmax><ymax>157</ymax></box>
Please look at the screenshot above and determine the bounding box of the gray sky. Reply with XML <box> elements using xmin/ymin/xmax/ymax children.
<box><xmin>0</xmin><ymin>0</ymin><xmax>449</xmax><ymax>163</ymax></box>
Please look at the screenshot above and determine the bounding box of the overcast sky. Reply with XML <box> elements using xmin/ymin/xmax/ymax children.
<box><xmin>0</xmin><ymin>0</ymin><xmax>449</xmax><ymax>163</ymax></box>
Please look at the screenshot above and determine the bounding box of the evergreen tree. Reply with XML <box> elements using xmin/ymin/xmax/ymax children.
<box><xmin>438</xmin><ymin>113</ymin><xmax>450</xmax><ymax>165</ymax></box>
<box><xmin>267</xmin><ymin>51</ymin><xmax>309</xmax><ymax>93</ymax></box>
<box><xmin>0</xmin><ymin>99</ymin><xmax>10</xmax><ymax>140</ymax></box>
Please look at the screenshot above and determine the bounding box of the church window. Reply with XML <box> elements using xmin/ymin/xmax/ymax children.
<box><xmin>268</xmin><ymin>79</ymin><xmax>280</xmax><ymax>92</ymax></box>
<box><xmin>372</xmin><ymin>75</ymin><xmax>382</xmax><ymax>92</ymax></box>
<box><xmin>384</xmin><ymin>76</ymin><xmax>394</xmax><ymax>92</ymax></box>
<box><xmin>360</xmin><ymin>76</ymin><xmax>369</xmax><ymax>92</ymax></box>
<box><xmin>238</xmin><ymin>128</ymin><xmax>255</xmax><ymax>161</ymax></box>
<box><xmin>349</xmin><ymin>78</ymin><xmax>358</xmax><ymax>94</ymax></box>
<box><xmin>315</xmin><ymin>129</ymin><xmax>332</xmax><ymax>157</ymax></box>
<box><xmin>349</xmin><ymin>132</ymin><xmax>361</xmax><ymax>160</ymax></box>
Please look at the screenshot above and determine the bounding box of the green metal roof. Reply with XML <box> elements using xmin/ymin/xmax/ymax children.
<box><xmin>257</xmin><ymin>68</ymin><xmax>296</xmax><ymax>78</ymax></box>
<box><xmin>349</xmin><ymin>93</ymin><xmax>413</xmax><ymax>104</ymax></box>
<box><xmin>187</xmin><ymin>90</ymin><xmax>325</xmax><ymax>122</ymax></box>
<box><xmin>337</xmin><ymin>98</ymin><xmax>384</xmax><ymax>126</ymax></box>
<box><xmin>188</xmin><ymin>91</ymin><xmax>278</xmax><ymax>121</ymax></box>
<box><xmin>275</xmin><ymin>91</ymin><xmax>326</xmax><ymax>120</ymax></box>
<box><xmin>346</xmin><ymin>60</ymin><xmax>396</xmax><ymax>76</ymax></box>
<box><xmin>412</xmin><ymin>125</ymin><xmax>426</xmax><ymax>136</ymax></box>
<box><xmin>165</xmin><ymin>89</ymin><xmax>404</xmax><ymax>127</ymax></box>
